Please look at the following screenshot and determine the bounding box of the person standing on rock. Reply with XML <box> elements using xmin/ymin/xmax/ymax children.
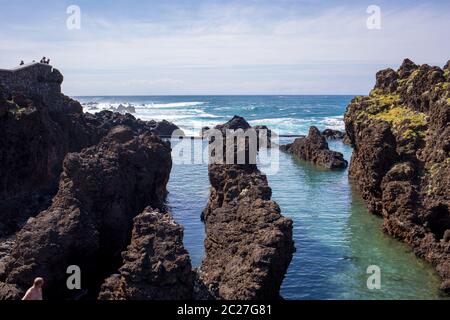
<box><xmin>22</xmin><ymin>278</ymin><xmax>44</xmax><ymax>300</ymax></box>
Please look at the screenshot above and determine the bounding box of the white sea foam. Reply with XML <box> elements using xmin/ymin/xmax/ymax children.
<box><xmin>81</xmin><ymin>99</ymin><xmax>345</xmax><ymax>136</ymax></box>
<box><xmin>249</xmin><ymin>118</ymin><xmax>311</xmax><ymax>126</ymax></box>
<box><xmin>321</xmin><ymin>116</ymin><xmax>345</xmax><ymax>130</ymax></box>
<box><xmin>138</xmin><ymin>102</ymin><xmax>205</xmax><ymax>109</ymax></box>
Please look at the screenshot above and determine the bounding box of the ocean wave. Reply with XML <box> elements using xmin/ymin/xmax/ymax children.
<box><xmin>249</xmin><ymin>116</ymin><xmax>345</xmax><ymax>135</ymax></box>
<box><xmin>138</xmin><ymin>102</ymin><xmax>205</xmax><ymax>109</ymax></box>
<box><xmin>249</xmin><ymin>118</ymin><xmax>311</xmax><ymax>126</ymax></box>
<box><xmin>320</xmin><ymin>116</ymin><xmax>345</xmax><ymax>130</ymax></box>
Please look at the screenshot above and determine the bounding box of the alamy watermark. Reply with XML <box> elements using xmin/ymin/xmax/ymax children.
<box><xmin>67</xmin><ymin>5</ymin><xmax>81</xmax><ymax>30</ymax></box>
<box><xmin>367</xmin><ymin>265</ymin><xmax>382</xmax><ymax>290</ymax></box>
<box><xmin>367</xmin><ymin>5</ymin><xmax>382</xmax><ymax>30</ymax></box>
<box><xmin>66</xmin><ymin>265</ymin><xmax>82</xmax><ymax>290</ymax></box>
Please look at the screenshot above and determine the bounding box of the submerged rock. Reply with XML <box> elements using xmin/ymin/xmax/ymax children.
<box><xmin>0</xmin><ymin>126</ymin><xmax>172</xmax><ymax>300</ymax></box>
<box><xmin>281</xmin><ymin>126</ymin><xmax>348</xmax><ymax>169</ymax></box>
<box><xmin>196</xmin><ymin>116</ymin><xmax>294</xmax><ymax>300</ymax></box>
<box><xmin>99</xmin><ymin>208</ymin><xmax>193</xmax><ymax>300</ymax></box>
<box><xmin>344</xmin><ymin>58</ymin><xmax>450</xmax><ymax>293</ymax></box>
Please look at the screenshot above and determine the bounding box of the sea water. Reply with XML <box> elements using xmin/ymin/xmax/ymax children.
<box><xmin>77</xmin><ymin>95</ymin><xmax>446</xmax><ymax>300</ymax></box>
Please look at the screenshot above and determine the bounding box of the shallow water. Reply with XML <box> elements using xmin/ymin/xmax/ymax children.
<box><xmin>168</xmin><ymin>139</ymin><xmax>446</xmax><ymax>300</ymax></box>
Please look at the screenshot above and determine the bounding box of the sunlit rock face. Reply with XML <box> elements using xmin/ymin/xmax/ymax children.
<box><xmin>344</xmin><ymin>59</ymin><xmax>450</xmax><ymax>293</ymax></box>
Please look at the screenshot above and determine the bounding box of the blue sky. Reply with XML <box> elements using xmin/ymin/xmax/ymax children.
<box><xmin>0</xmin><ymin>0</ymin><xmax>449</xmax><ymax>95</ymax></box>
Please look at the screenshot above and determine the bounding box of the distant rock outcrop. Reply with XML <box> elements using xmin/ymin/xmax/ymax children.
<box><xmin>196</xmin><ymin>116</ymin><xmax>294</xmax><ymax>300</ymax></box>
<box><xmin>99</xmin><ymin>208</ymin><xmax>193</xmax><ymax>300</ymax></box>
<box><xmin>115</xmin><ymin>104</ymin><xmax>136</xmax><ymax>114</ymax></box>
<box><xmin>0</xmin><ymin>126</ymin><xmax>172</xmax><ymax>300</ymax></box>
<box><xmin>344</xmin><ymin>59</ymin><xmax>450</xmax><ymax>293</ymax></box>
<box><xmin>281</xmin><ymin>126</ymin><xmax>348</xmax><ymax>169</ymax></box>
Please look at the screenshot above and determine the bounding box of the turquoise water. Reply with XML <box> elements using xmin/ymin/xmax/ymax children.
<box><xmin>166</xmin><ymin>139</ymin><xmax>445</xmax><ymax>300</ymax></box>
<box><xmin>77</xmin><ymin>95</ymin><xmax>446</xmax><ymax>299</ymax></box>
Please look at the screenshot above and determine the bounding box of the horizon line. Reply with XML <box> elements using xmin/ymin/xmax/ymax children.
<box><xmin>72</xmin><ymin>94</ymin><xmax>362</xmax><ymax>97</ymax></box>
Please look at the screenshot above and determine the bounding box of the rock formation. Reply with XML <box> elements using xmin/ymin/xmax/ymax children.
<box><xmin>203</xmin><ymin>116</ymin><xmax>273</xmax><ymax>149</ymax></box>
<box><xmin>115</xmin><ymin>104</ymin><xmax>136</xmax><ymax>114</ymax></box>
<box><xmin>0</xmin><ymin>63</ymin><xmax>77</xmax><ymax>113</ymax></box>
<box><xmin>322</xmin><ymin>129</ymin><xmax>345</xmax><ymax>140</ymax></box>
<box><xmin>196</xmin><ymin>116</ymin><xmax>294</xmax><ymax>300</ymax></box>
<box><xmin>344</xmin><ymin>59</ymin><xmax>450</xmax><ymax>293</ymax></box>
<box><xmin>281</xmin><ymin>126</ymin><xmax>348</xmax><ymax>169</ymax></box>
<box><xmin>0</xmin><ymin>64</ymin><xmax>180</xmax><ymax>239</ymax></box>
<box><xmin>0</xmin><ymin>126</ymin><xmax>172</xmax><ymax>300</ymax></box>
<box><xmin>0</xmin><ymin>65</ymin><xmax>294</xmax><ymax>301</ymax></box>
<box><xmin>99</xmin><ymin>208</ymin><xmax>193</xmax><ymax>300</ymax></box>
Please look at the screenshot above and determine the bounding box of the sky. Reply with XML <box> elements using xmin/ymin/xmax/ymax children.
<box><xmin>0</xmin><ymin>0</ymin><xmax>449</xmax><ymax>95</ymax></box>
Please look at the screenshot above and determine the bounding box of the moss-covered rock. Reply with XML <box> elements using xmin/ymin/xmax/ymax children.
<box><xmin>344</xmin><ymin>58</ymin><xmax>450</xmax><ymax>294</ymax></box>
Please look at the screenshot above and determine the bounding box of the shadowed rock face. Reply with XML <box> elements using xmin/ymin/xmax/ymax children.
<box><xmin>345</xmin><ymin>59</ymin><xmax>450</xmax><ymax>293</ymax></box>
<box><xmin>281</xmin><ymin>126</ymin><xmax>348</xmax><ymax>169</ymax></box>
<box><xmin>0</xmin><ymin>69</ymin><xmax>180</xmax><ymax>239</ymax></box>
<box><xmin>0</xmin><ymin>126</ymin><xmax>172</xmax><ymax>300</ymax></box>
<box><xmin>197</xmin><ymin>116</ymin><xmax>294</xmax><ymax>300</ymax></box>
<box><xmin>99</xmin><ymin>208</ymin><xmax>193</xmax><ymax>300</ymax></box>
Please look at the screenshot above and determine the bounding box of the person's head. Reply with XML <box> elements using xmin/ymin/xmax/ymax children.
<box><xmin>33</xmin><ymin>277</ymin><xmax>44</xmax><ymax>288</ymax></box>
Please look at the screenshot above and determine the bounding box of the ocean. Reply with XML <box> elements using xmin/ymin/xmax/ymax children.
<box><xmin>77</xmin><ymin>95</ymin><xmax>447</xmax><ymax>300</ymax></box>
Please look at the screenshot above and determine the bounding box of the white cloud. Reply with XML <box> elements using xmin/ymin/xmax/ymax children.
<box><xmin>0</xmin><ymin>3</ymin><xmax>448</xmax><ymax>95</ymax></box>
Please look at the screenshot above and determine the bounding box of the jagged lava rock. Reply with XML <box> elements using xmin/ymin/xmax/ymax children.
<box><xmin>281</xmin><ymin>126</ymin><xmax>348</xmax><ymax>169</ymax></box>
<box><xmin>0</xmin><ymin>65</ymin><xmax>180</xmax><ymax>238</ymax></box>
<box><xmin>98</xmin><ymin>207</ymin><xmax>193</xmax><ymax>300</ymax></box>
<box><xmin>197</xmin><ymin>116</ymin><xmax>294</xmax><ymax>300</ymax></box>
<box><xmin>0</xmin><ymin>126</ymin><xmax>172</xmax><ymax>300</ymax></box>
<box><xmin>344</xmin><ymin>59</ymin><xmax>450</xmax><ymax>293</ymax></box>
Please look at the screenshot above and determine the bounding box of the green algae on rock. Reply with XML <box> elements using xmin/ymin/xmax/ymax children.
<box><xmin>344</xmin><ymin>59</ymin><xmax>450</xmax><ymax>294</ymax></box>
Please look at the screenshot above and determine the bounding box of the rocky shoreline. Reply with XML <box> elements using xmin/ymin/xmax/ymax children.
<box><xmin>1</xmin><ymin>60</ymin><xmax>449</xmax><ymax>299</ymax></box>
<box><xmin>0</xmin><ymin>64</ymin><xmax>294</xmax><ymax>300</ymax></box>
<box><xmin>344</xmin><ymin>59</ymin><xmax>450</xmax><ymax>293</ymax></box>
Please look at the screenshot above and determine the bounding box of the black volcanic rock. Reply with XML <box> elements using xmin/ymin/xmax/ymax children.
<box><xmin>196</xmin><ymin>116</ymin><xmax>294</xmax><ymax>300</ymax></box>
<box><xmin>398</xmin><ymin>58</ymin><xmax>419</xmax><ymax>79</ymax></box>
<box><xmin>282</xmin><ymin>127</ymin><xmax>348</xmax><ymax>169</ymax></box>
<box><xmin>374</xmin><ymin>68</ymin><xmax>399</xmax><ymax>94</ymax></box>
<box><xmin>214</xmin><ymin>115</ymin><xmax>252</xmax><ymax>132</ymax></box>
<box><xmin>344</xmin><ymin>59</ymin><xmax>450</xmax><ymax>293</ymax></box>
<box><xmin>82</xmin><ymin>111</ymin><xmax>182</xmax><ymax>138</ymax></box>
<box><xmin>149</xmin><ymin>119</ymin><xmax>182</xmax><ymax>136</ymax></box>
<box><xmin>0</xmin><ymin>126</ymin><xmax>172</xmax><ymax>300</ymax></box>
<box><xmin>322</xmin><ymin>129</ymin><xmax>345</xmax><ymax>140</ymax></box>
<box><xmin>0</xmin><ymin>66</ymin><xmax>181</xmax><ymax>239</ymax></box>
<box><xmin>98</xmin><ymin>208</ymin><xmax>193</xmax><ymax>300</ymax></box>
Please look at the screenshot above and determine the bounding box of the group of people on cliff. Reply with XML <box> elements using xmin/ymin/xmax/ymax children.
<box><xmin>40</xmin><ymin>57</ymin><xmax>51</xmax><ymax>64</ymax></box>
<box><xmin>19</xmin><ymin>57</ymin><xmax>51</xmax><ymax>66</ymax></box>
